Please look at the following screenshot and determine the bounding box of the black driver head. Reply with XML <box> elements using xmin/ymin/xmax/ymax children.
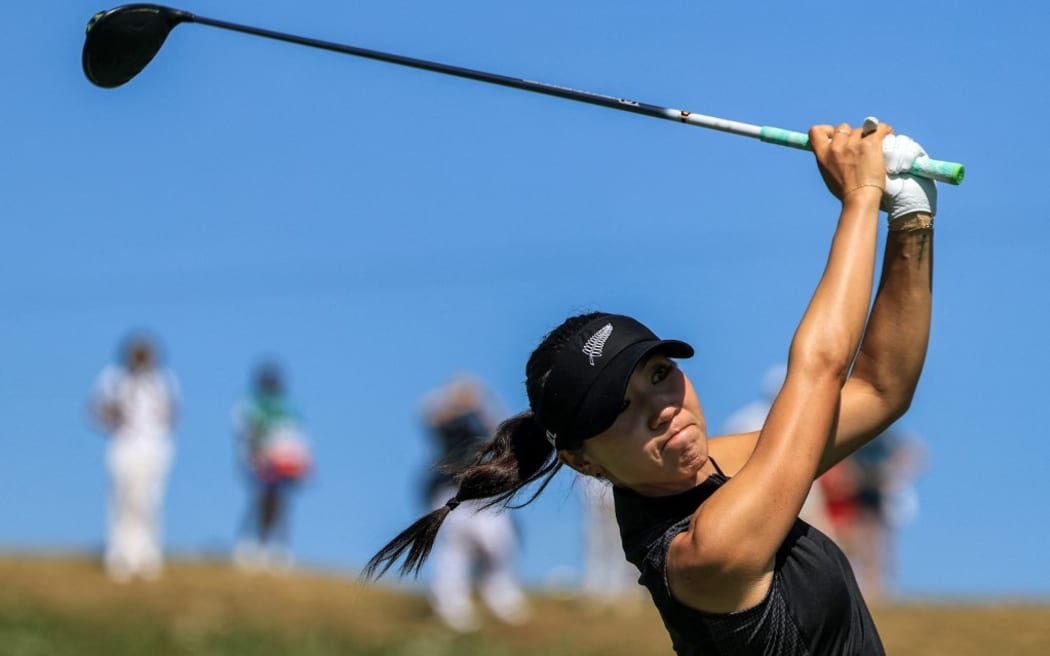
<box><xmin>83</xmin><ymin>4</ymin><xmax>193</xmax><ymax>88</ymax></box>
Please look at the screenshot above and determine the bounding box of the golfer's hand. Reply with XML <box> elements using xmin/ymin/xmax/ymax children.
<box><xmin>810</xmin><ymin>121</ymin><xmax>893</xmax><ymax>202</ymax></box>
<box><xmin>881</xmin><ymin>134</ymin><xmax>937</xmax><ymax>218</ymax></box>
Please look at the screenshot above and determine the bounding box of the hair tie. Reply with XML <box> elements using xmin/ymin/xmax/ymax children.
<box><xmin>444</xmin><ymin>497</ymin><xmax>460</xmax><ymax>511</ymax></box>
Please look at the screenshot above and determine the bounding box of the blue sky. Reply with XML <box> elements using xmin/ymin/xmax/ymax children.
<box><xmin>2</xmin><ymin>0</ymin><xmax>1048</xmax><ymax>598</ymax></box>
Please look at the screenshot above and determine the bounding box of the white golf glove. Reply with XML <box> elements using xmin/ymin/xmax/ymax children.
<box><xmin>881</xmin><ymin>134</ymin><xmax>937</xmax><ymax>219</ymax></box>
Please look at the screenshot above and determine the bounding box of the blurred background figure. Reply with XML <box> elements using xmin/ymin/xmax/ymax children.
<box><xmin>721</xmin><ymin>364</ymin><xmax>836</xmax><ymax>539</ymax></box>
<box><xmin>88</xmin><ymin>333</ymin><xmax>179</xmax><ymax>582</ymax></box>
<box><xmin>232</xmin><ymin>361</ymin><xmax>313</xmax><ymax>572</ymax></box>
<box><xmin>820</xmin><ymin>427</ymin><xmax>926</xmax><ymax>600</ymax></box>
<box><xmin>577</xmin><ymin>475</ymin><xmax>640</xmax><ymax>610</ymax></box>
<box><xmin>419</xmin><ymin>373</ymin><xmax>530</xmax><ymax>632</ymax></box>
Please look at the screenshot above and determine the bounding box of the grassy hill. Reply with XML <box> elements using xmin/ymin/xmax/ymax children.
<box><xmin>1</xmin><ymin>555</ymin><xmax>1048</xmax><ymax>655</ymax></box>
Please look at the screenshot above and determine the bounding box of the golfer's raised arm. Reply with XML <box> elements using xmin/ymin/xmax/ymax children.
<box><xmin>667</xmin><ymin>121</ymin><xmax>891</xmax><ymax>608</ymax></box>
<box><xmin>823</xmin><ymin>139</ymin><xmax>937</xmax><ymax>472</ymax></box>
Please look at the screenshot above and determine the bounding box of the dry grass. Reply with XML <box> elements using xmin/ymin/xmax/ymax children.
<box><xmin>873</xmin><ymin>602</ymin><xmax>1050</xmax><ymax>656</ymax></box>
<box><xmin>1</xmin><ymin>554</ymin><xmax>1048</xmax><ymax>655</ymax></box>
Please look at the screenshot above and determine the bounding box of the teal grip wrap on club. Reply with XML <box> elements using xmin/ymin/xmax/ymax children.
<box><xmin>759</xmin><ymin>126</ymin><xmax>811</xmax><ymax>150</ymax></box>
<box><xmin>909</xmin><ymin>158</ymin><xmax>965</xmax><ymax>185</ymax></box>
<box><xmin>758</xmin><ymin>126</ymin><xmax>964</xmax><ymax>185</ymax></box>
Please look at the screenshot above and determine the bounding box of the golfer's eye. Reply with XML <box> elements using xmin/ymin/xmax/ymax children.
<box><xmin>652</xmin><ymin>362</ymin><xmax>675</xmax><ymax>384</ymax></box>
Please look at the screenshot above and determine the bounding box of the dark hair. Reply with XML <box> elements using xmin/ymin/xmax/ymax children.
<box><xmin>253</xmin><ymin>360</ymin><xmax>285</xmax><ymax>395</ymax></box>
<box><xmin>118</xmin><ymin>330</ymin><xmax>162</xmax><ymax>370</ymax></box>
<box><xmin>362</xmin><ymin>312</ymin><xmax>603</xmax><ymax>580</ymax></box>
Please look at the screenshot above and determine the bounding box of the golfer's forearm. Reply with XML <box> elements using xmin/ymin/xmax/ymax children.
<box><xmin>851</xmin><ymin>219</ymin><xmax>933</xmax><ymax>413</ymax></box>
<box><xmin>789</xmin><ymin>193</ymin><xmax>880</xmax><ymax>378</ymax></box>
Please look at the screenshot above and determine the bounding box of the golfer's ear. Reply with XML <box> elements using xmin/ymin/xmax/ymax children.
<box><xmin>558</xmin><ymin>449</ymin><xmax>600</xmax><ymax>477</ymax></box>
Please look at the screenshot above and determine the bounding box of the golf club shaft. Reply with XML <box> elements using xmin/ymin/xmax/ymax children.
<box><xmin>190</xmin><ymin>12</ymin><xmax>964</xmax><ymax>185</ymax></box>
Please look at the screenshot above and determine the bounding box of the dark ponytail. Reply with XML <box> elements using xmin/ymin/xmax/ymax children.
<box><xmin>361</xmin><ymin>311</ymin><xmax>604</xmax><ymax>581</ymax></box>
<box><xmin>362</xmin><ymin>411</ymin><xmax>558</xmax><ymax>580</ymax></box>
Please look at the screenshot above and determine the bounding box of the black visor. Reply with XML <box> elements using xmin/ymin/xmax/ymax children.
<box><xmin>536</xmin><ymin>314</ymin><xmax>693</xmax><ymax>450</ymax></box>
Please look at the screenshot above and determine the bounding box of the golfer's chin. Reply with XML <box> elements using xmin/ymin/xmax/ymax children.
<box><xmin>668</xmin><ymin>435</ymin><xmax>710</xmax><ymax>481</ymax></box>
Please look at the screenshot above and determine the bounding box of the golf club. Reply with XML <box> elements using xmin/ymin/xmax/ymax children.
<box><xmin>83</xmin><ymin>4</ymin><xmax>964</xmax><ymax>185</ymax></box>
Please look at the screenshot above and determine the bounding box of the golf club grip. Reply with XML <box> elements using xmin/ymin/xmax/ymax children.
<box><xmin>759</xmin><ymin>126</ymin><xmax>965</xmax><ymax>185</ymax></box>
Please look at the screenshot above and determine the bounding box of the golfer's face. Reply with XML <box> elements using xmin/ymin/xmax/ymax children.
<box><xmin>582</xmin><ymin>354</ymin><xmax>709</xmax><ymax>497</ymax></box>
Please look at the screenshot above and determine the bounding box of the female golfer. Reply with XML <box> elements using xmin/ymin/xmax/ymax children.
<box><xmin>366</xmin><ymin>119</ymin><xmax>935</xmax><ymax>654</ymax></box>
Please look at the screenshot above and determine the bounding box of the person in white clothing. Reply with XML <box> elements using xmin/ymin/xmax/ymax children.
<box><xmin>89</xmin><ymin>334</ymin><xmax>179</xmax><ymax>582</ymax></box>
<box><xmin>419</xmin><ymin>374</ymin><xmax>529</xmax><ymax>632</ymax></box>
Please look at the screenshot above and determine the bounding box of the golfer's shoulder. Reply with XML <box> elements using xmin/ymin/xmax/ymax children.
<box><xmin>666</xmin><ymin>516</ymin><xmax>774</xmax><ymax>613</ymax></box>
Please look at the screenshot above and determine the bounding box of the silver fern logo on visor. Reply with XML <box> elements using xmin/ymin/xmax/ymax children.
<box><xmin>581</xmin><ymin>323</ymin><xmax>613</xmax><ymax>366</ymax></box>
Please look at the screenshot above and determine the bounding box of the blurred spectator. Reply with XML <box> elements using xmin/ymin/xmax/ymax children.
<box><xmin>721</xmin><ymin>364</ymin><xmax>836</xmax><ymax>539</ymax></box>
<box><xmin>821</xmin><ymin>427</ymin><xmax>925</xmax><ymax>599</ymax></box>
<box><xmin>419</xmin><ymin>373</ymin><xmax>529</xmax><ymax>632</ymax></box>
<box><xmin>232</xmin><ymin>361</ymin><xmax>312</xmax><ymax>572</ymax></box>
<box><xmin>88</xmin><ymin>333</ymin><xmax>179</xmax><ymax>582</ymax></box>
<box><xmin>578</xmin><ymin>475</ymin><xmax>640</xmax><ymax>608</ymax></box>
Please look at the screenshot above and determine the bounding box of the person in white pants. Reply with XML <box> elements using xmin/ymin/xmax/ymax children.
<box><xmin>428</xmin><ymin>485</ymin><xmax>529</xmax><ymax>632</ymax></box>
<box><xmin>89</xmin><ymin>334</ymin><xmax>178</xmax><ymax>582</ymax></box>
<box><xmin>420</xmin><ymin>375</ymin><xmax>529</xmax><ymax>632</ymax></box>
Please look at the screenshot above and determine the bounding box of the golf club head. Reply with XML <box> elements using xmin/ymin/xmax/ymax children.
<box><xmin>83</xmin><ymin>4</ymin><xmax>193</xmax><ymax>88</ymax></box>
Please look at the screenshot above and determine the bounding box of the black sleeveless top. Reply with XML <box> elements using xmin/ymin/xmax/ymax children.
<box><xmin>613</xmin><ymin>463</ymin><xmax>885</xmax><ymax>656</ymax></box>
